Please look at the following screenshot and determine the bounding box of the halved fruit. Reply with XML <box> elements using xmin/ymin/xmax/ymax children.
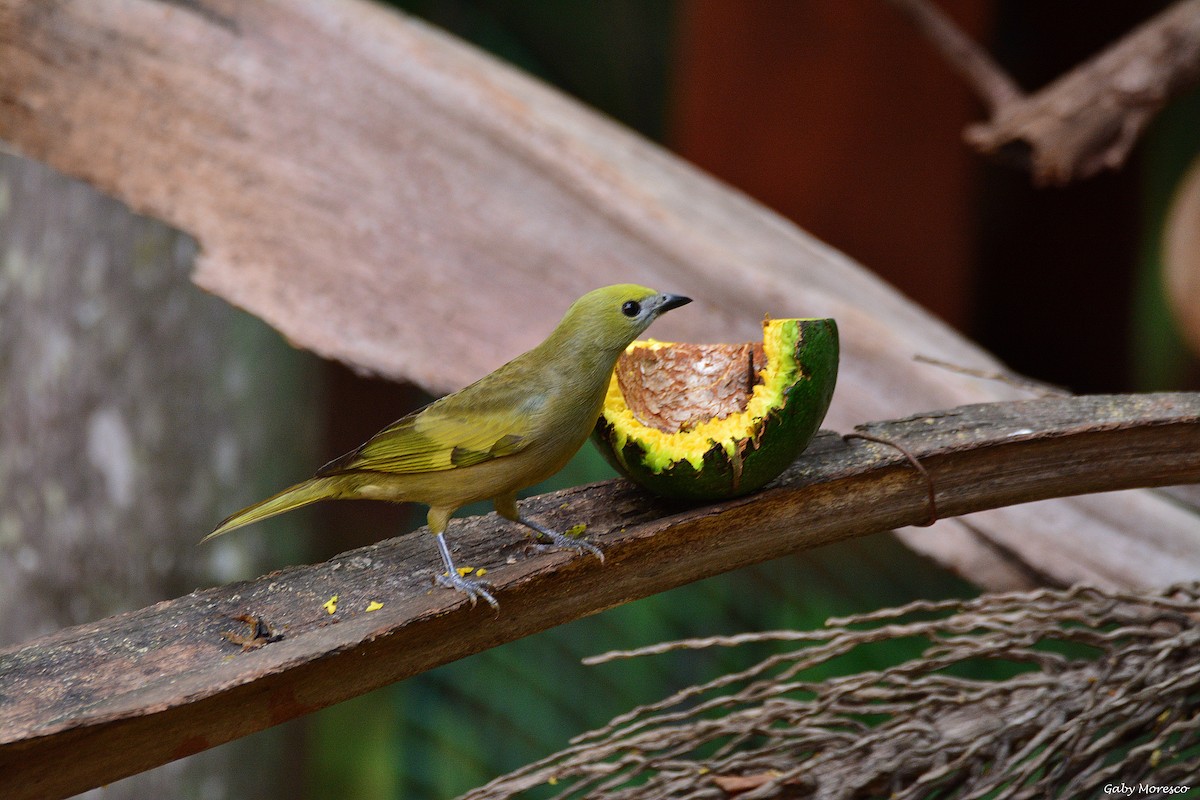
<box><xmin>591</xmin><ymin>318</ymin><xmax>838</xmax><ymax>501</ymax></box>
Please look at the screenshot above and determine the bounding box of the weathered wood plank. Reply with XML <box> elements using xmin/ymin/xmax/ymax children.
<box><xmin>0</xmin><ymin>0</ymin><xmax>1043</xmax><ymax>414</ymax></box>
<box><xmin>1</xmin><ymin>393</ymin><xmax>1198</xmax><ymax>800</ymax></box>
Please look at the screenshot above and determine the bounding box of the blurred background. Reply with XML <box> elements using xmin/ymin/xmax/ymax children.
<box><xmin>2</xmin><ymin>0</ymin><xmax>1198</xmax><ymax>798</ymax></box>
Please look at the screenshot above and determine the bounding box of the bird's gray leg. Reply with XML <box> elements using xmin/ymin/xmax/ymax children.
<box><xmin>428</xmin><ymin>508</ymin><xmax>497</xmax><ymax>609</ymax></box>
<box><xmin>434</xmin><ymin>532</ymin><xmax>498</xmax><ymax>608</ymax></box>
<box><xmin>493</xmin><ymin>493</ymin><xmax>604</xmax><ymax>563</ymax></box>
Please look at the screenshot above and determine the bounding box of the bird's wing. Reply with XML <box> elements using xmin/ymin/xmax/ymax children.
<box><xmin>318</xmin><ymin>390</ymin><xmax>540</xmax><ymax>476</ymax></box>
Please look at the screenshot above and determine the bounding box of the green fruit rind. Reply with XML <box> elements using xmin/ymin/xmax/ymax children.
<box><xmin>591</xmin><ymin>318</ymin><xmax>839</xmax><ymax>501</ymax></box>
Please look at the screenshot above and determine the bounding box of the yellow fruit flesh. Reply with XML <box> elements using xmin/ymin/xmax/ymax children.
<box><xmin>600</xmin><ymin>319</ymin><xmax>801</xmax><ymax>473</ymax></box>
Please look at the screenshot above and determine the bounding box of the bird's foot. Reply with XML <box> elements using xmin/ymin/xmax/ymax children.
<box><xmin>435</xmin><ymin>571</ymin><xmax>498</xmax><ymax>609</ymax></box>
<box><xmin>433</xmin><ymin>531</ymin><xmax>499</xmax><ymax>609</ymax></box>
<box><xmin>521</xmin><ymin>519</ymin><xmax>604</xmax><ymax>563</ymax></box>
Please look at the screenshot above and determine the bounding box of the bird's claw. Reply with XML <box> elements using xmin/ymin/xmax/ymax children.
<box><xmin>436</xmin><ymin>572</ymin><xmax>499</xmax><ymax>609</ymax></box>
<box><xmin>433</xmin><ymin>531</ymin><xmax>498</xmax><ymax>608</ymax></box>
<box><xmin>527</xmin><ymin>525</ymin><xmax>605</xmax><ymax>564</ymax></box>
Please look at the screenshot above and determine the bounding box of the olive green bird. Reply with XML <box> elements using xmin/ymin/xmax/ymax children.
<box><xmin>204</xmin><ymin>284</ymin><xmax>691</xmax><ymax>607</ymax></box>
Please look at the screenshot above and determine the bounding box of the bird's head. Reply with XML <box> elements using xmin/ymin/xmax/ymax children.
<box><xmin>560</xmin><ymin>284</ymin><xmax>692</xmax><ymax>352</ymax></box>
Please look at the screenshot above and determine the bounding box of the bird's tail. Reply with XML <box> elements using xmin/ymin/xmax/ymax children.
<box><xmin>202</xmin><ymin>477</ymin><xmax>346</xmax><ymax>543</ymax></box>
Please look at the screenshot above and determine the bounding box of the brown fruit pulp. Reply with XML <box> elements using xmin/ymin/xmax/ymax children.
<box><xmin>614</xmin><ymin>343</ymin><xmax>767</xmax><ymax>434</ymax></box>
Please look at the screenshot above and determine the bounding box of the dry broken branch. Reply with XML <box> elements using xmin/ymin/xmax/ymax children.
<box><xmin>1</xmin><ymin>393</ymin><xmax>1198</xmax><ymax>799</ymax></box>
<box><xmin>890</xmin><ymin>0</ymin><xmax>1200</xmax><ymax>185</ymax></box>
<box><xmin>466</xmin><ymin>583</ymin><xmax>1200</xmax><ymax>799</ymax></box>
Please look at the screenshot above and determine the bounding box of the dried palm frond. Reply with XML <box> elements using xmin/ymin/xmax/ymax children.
<box><xmin>462</xmin><ymin>583</ymin><xmax>1200</xmax><ymax>799</ymax></box>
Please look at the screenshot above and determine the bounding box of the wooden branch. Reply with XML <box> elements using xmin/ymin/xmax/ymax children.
<box><xmin>2</xmin><ymin>393</ymin><xmax>1198</xmax><ymax>800</ymax></box>
<box><xmin>0</xmin><ymin>0</ymin><xmax>1048</xmax><ymax>409</ymax></box>
<box><xmin>890</xmin><ymin>0</ymin><xmax>1200</xmax><ymax>185</ymax></box>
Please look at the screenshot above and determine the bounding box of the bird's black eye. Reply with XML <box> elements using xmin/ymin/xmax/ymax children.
<box><xmin>622</xmin><ymin>300</ymin><xmax>641</xmax><ymax>318</ymax></box>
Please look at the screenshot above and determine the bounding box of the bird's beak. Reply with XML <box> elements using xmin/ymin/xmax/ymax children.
<box><xmin>657</xmin><ymin>293</ymin><xmax>692</xmax><ymax>313</ymax></box>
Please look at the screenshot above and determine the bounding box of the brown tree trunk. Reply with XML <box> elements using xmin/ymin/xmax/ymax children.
<box><xmin>0</xmin><ymin>152</ymin><xmax>316</xmax><ymax>797</ymax></box>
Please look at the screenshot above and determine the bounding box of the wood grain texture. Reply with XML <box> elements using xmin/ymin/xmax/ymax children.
<box><xmin>2</xmin><ymin>393</ymin><xmax>1199</xmax><ymax>800</ymax></box>
<box><xmin>0</xmin><ymin>2</ymin><xmax>1196</xmax><ymax>593</ymax></box>
<box><xmin>0</xmin><ymin>0</ymin><xmax>1020</xmax><ymax>408</ymax></box>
